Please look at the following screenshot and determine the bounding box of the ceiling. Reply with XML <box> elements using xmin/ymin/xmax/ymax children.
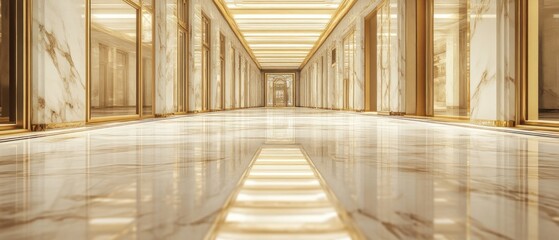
<box><xmin>222</xmin><ymin>0</ymin><xmax>345</xmax><ymax>70</ymax></box>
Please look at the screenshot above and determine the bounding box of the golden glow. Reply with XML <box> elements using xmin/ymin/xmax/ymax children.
<box><xmin>205</xmin><ymin>146</ymin><xmax>363</xmax><ymax>239</ymax></box>
<box><xmin>221</xmin><ymin>0</ymin><xmax>344</xmax><ymax>69</ymax></box>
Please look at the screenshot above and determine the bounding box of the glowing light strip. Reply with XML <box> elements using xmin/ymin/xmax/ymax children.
<box><xmin>205</xmin><ymin>146</ymin><xmax>363</xmax><ymax>239</ymax></box>
<box><xmin>233</xmin><ymin>14</ymin><xmax>332</xmax><ymax>19</ymax></box>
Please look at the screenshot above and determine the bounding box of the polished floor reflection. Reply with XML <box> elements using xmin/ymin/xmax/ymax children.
<box><xmin>1</xmin><ymin>108</ymin><xmax>559</xmax><ymax>239</ymax></box>
<box><xmin>207</xmin><ymin>146</ymin><xmax>361</xmax><ymax>239</ymax></box>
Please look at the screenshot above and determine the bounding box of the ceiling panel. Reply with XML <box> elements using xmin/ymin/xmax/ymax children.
<box><xmin>222</xmin><ymin>0</ymin><xmax>344</xmax><ymax>70</ymax></box>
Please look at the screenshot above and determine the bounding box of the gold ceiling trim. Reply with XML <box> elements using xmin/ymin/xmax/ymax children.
<box><xmin>213</xmin><ymin>0</ymin><xmax>262</xmax><ymax>70</ymax></box>
<box><xmin>299</xmin><ymin>0</ymin><xmax>358</xmax><ymax>70</ymax></box>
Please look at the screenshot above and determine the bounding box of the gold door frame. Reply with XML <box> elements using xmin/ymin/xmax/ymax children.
<box><xmin>86</xmin><ymin>0</ymin><xmax>149</xmax><ymax>123</ymax></box>
<box><xmin>518</xmin><ymin>0</ymin><xmax>559</xmax><ymax>128</ymax></box>
<box><xmin>220</xmin><ymin>33</ymin><xmax>225</xmax><ymax>110</ymax></box>
<box><xmin>201</xmin><ymin>12</ymin><xmax>211</xmax><ymax>112</ymax></box>
<box><xmin>342</xmin><ymin>28</ymin><xmax>355</xmax><ymax>111</ymax></box>
<box><xmin>425</xmin><ymin>0</ymin><xmax>470</xmax><ymax>120</ymax></box>
<box><xmin>264</xmin><ymin>73</ymin><xmax>296</xmax><ymax>108</ymax></box>
<box><xmin>176</xmin><ymin>0</ymin><xmax>189</xmax><ymax>115</ymax></box>
<box><xmin>143</xmin><ymin>2</ymin><xmax>156</xmax><ymax>118</ymax></box>
<box><xmin>0</xmin><ymin>0</ymin><xmax>30</xmax><ymax>133</ymax></box>
<box><xmin>230</xmin><ymin>47</ymin><xmax>235</xmax><ymax>110</ymax></box>
<box><xmin>364</xmin><ymin>7</ymin><xmax>378</xmax><ymax>113</ymax></box>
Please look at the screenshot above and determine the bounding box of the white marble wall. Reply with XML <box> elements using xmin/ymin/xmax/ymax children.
<box><xmin>300</xmin><ymin>0</ymin><xmax>383</xmax><ymax>111</ymax></box>
<box><xmin>189</xmin><ymin>0</ymin><xmax>261</xmax><ymax>112</ymax></box>
<box><xmin>155</xmin><ymin>0</ymin><xmax>177</xmax><ymax>116</ymax></box>
<box><xmin>31</xmin><ymin>0</ymin><xmax>86</xmax><ymax>127</ymax></box>
<box><xmin>301</xmin><ymin>0</ymin><xmax>517</xmax><ymax>122</ymax></box>
<box><xmin>469</xmin><ymin>0</ymin><xmax>516</xmax><ymax>122</ymax></box>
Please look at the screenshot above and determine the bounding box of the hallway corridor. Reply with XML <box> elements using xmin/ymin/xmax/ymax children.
<box><xmin>1</xmin><ymin>108</ymin><xmax>558</xmax><ymax>239</ymax></box>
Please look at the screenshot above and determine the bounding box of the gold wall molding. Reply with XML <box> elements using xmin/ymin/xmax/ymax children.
<box><xmin>471</xmin><ymin>120</ymin><xmax>516</xmax><ymax>128</ymax></box>
<box><xmin>299</xmin><ymin>0</ymin><xmax>358</xmax><ymax>69</ymax></box>
<box><xmin>31</xmin><ymin>122</ymin><xmax>86</xmax><ymax>132</ymax></box>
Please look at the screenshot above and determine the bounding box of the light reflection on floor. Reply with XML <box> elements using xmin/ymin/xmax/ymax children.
<box><xmin>207</xmin><ymin>146</ymin><xmax>361</xmax><ymax>240</ymax></box>
<box><xmin>0</xmin><ymin>108</ymin><xmax>558</xmax><ymax>239</ymax></box>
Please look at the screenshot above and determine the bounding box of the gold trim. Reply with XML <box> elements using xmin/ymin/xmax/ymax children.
<box><xmin>31</xmin><ymin>121</ymin><xmax>86</xmax><ymax>132</ymax></box>
<box><xmin>524</xmin><ymin>120</ymin><xmax>559</xmax><ymax>128</ymax></box>
<box><xmin>0</xmin><ymin>129</ymin><xmax>28</xmax><ymax>136</ymax></box>
<box><xmin>364</xmin><ymin>5</ymin><xmax>382</xmax><ymax>112</ymax></box>
<box><xmin>300</xmin><ymin>0</ymin><xmax>358</xmax><ymax>69</ymax></box>
<box><xmin>212</xmin><ymin>0</ymin><xmax>262</xmax><ymax>69</ymax></box>
<box><xmin>87</xmin><ymin>0</ymin><xmax>154</xmax><ymax>123</ymax></box>
<box><xmin>426</xmin><ymin>0</ymin><xmax>470</xmax><ymax>119</ymax></box>
<box><xmin>220</xmin><ymin>33</ymin><xmax>226</xmax><ymax>110</ymax></box>
<box><xmin>470</xmin><ymin>120</ymin><xmax>516</xmax><ymax>128</ymax></box>
<box><xmin>86</xmin><ymin>0</ymin><xmax>91</xmax><ymax>121</ymax></box>
<box><xmin>378</xmin><ymin>111</ymin><xmax>406</xmax><ymax>116</ymax></box>
<box><xmin>155</xmin><ymin>113</ymin><xmax>175</xmax><ymax>118</ymax></box>
<box><xmin>0</xmin><ymin>125</ymin><xmax>18</xmax><ymax>131</ymax></box>
<box><xmin>516</xmin><ymin>0</ymin><xmax>559</xmax><ymax>128</ymax></box>
<box><xmin>24</xmin><ymin>0</ymin><xmax>31</xmax><ymax>130</ymax></box>
<box><xmin>202</xmin><ymin>12</ymin><xmax>211</xmax><ymax>112</ymax></box>
<box><xmin>1</xmin><ymin>0</ymin><xmax>31</xmax><ymax>132</ymax></box>
<box><xmin>87</xmin><ymin>115</ymin><xmax>140</xmax><ymax>124</ymax></box>
<box><xmin>416</xmin><ymin>0</ymin><xmax>427</xmax><ymax>116</ymax></box>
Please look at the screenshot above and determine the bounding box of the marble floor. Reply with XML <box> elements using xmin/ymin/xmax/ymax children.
<box><xmin>1</xmin><ymin>108</ymin><xmax>559</xmax><ymax>239</ymax></box>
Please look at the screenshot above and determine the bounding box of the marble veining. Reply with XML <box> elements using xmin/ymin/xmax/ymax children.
<box><xmin>32</xmin><ymin>0</ymin><xmax>86</xmax><ymax>125</ymax></box>
<box><xmin>469</xmin><ymin>0</ymin><xmax>516</xmax><ymax>121</ymax></box>
<box><xmin>188</xmin><ymin>0</ymin><xmax>262</xmax><ymax>112</ymax></box>
<box><xmin>1</xmin><ymin>108</ymin><xmax>559</xmax><ymax>239</ymax></box>
<box><xmin>300</xmin><ymin>0</ymin><xmax>382</xmax><ymax>111</ymax></box>
<box><xmin>155</xmin><ymin>0</ymin><xmax>176</xmax><ymax>115</ymax></box>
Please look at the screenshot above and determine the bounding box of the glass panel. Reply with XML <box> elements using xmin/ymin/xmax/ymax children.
<box><xmin>433</xmin><ymin>0</ymin><xmax>469</xmax><ymax>117</ymax></box>
<box><xmin>91</xmin><ymin>0</ymin><xmax>138</xmax><ymax>118</ymax></box>
<box><xmin>539</xmin><ymin>0</ymin><xmax>559</xmax><ymax>121</ymax></box>
<box><xmin>0</xmin><ymin>0</ymin><xmax>15</xmax><ymax>125</ymax></box>
<box><xmin>142</xmin><ymin>7</ymin><xmax>154</xmax><ymax>116</ymax></box>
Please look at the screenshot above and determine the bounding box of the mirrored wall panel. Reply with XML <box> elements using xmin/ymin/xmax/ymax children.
<box><xmin>90</xmin><ymin>0</ymin><xmax>138</xmax><ymax>118</ymax></box>
<box><xmin>539</xmin><ymin>0</ymin><xmax>559</xmax><ymax>121</ymax></box>
<box><xmin>266</xmin><ymin>73</ymin><xmax>294</xmax><ymax>107</ymax></box>
<box><xmin>432</xmin><ymin>0</ymin><xmax>469</xmax><ymax>117</ymax></box>
<box><xmin>0</xmin><ymin>0</ymin><xmax>15</xmax><ymax>125</ymax></box>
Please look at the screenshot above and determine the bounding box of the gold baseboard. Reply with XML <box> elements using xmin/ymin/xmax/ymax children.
<box><xmin>471</xmin><ymin>119</ymin><xmax>516</xmax><ymax>127</ymax></box>
<box><xmin>378</xmin><ymin>111</ymin><xmax>406</xmax><ymax>116</ymax></box>
<box><xmin>32</xmin><ymin>121</ymin><xmax>85</xmax><ymax>131</ymax></box>
<box><xmin>155</xmin><ymin>113</ymin><xmax>175</xmax><ymax>118</ymax></box>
